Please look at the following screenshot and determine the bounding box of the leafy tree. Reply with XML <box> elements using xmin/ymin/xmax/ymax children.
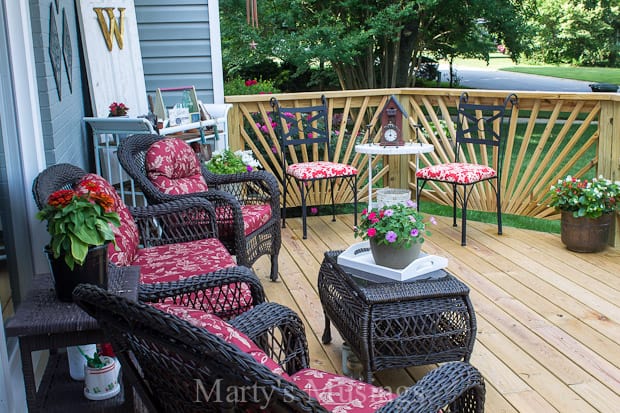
<box><xmin>531</xmin><ymin>0</ymin><xmax>619</xmax><ymax>67</ymax></box>
<box><xmin>220</xmin><ymin>0</ymin><xmax>532</xmax><ymax>89</ymax></box>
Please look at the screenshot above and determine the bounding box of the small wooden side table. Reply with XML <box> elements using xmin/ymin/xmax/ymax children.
<box><xmin>5</xmin><ymin>265</ymin><xmax>140</xmax><ymax>412</ymax></box>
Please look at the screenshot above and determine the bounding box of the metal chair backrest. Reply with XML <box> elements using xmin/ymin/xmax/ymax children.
<box><xmin>455</xmin><ymin>92</ymin><xmax>518</xmax><ymax>169</ymax></box>
<box><xmin>270</xmin><ymin>95</ymin><xmax>333</xmax><ymax>170</ymax></box>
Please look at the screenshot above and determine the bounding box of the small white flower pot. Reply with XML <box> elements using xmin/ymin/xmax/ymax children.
<box><xmin>83</xmin><ymin>356</ymin><xmax>120</xmax><ymax>401</ymax></box>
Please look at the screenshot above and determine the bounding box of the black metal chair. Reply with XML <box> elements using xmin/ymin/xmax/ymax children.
<box><xmin>270</xmin><ymin>95</ymin><xmax>358</xmax><ymax>239</ymax></box>
<box><xmin>74</xmin><ymin>283</ymin><xmax>486</xmax><ymax>412</ymax></box>
<box><xmin>416</xmin><ymin>92</ymin><xmax>518</xmax><ymax>246</ymax></box>
<box><xmin>117</xmin><ymin>134</ymin><xmax>281</xmax><ymax>281</ymax></box>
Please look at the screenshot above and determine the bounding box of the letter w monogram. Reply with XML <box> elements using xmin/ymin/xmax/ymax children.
<box><xmin>94</xmin><ymin>7</ymin><xmax>126</xmax><ymax>51</ymax></box>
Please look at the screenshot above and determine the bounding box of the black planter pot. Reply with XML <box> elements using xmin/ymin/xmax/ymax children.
<box><xmin>45</xmin><ymin>243</ymin><xmax>109</xmax><ymax>302</ymax></box>
<box><xmin>560</xmin><ymin>211</ymin><xmax>612</xmax><ymax>253</ymax></box>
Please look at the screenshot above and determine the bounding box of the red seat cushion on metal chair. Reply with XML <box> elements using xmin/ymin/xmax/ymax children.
<box><xmin>75</xmin><ymin>174</ymin><xmax>140</xmax><ymax>266</ymax></box>
<box><xmin>416</xmin><ymin>162</ymin><xmax>497</xmax><ymax>184</ymax></box>
<box><xmin>287</xmin><ymin>161</ymin><xmax>358</xmax><ymax>180</ymax></box>
<box><xmin>145</xmin><ymin>138</ymin><xmax>209</xmax><ymax>195</ymax></box>
<box><xmin>132</xmin><ymin>238</ymin><xmax>236</xmax><ymax>284</ymax></box>
<box><xmin>151</xmin><ymin>303</ymin><xmax>289</xmax><ymax>378</ymax></box>
<box><xmin>216</xmin><ymin>204</ymin><xmax>273</xmax><ymax>236</ymax></box>
<box><xmin>290</xmin><ymin>368</ymin><xmax>397</xmax><ymax>412</ymax></box>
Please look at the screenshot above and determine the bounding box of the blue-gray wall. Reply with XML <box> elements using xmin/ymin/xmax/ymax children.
<box><xmin>135</xmin><ymin>0</ymin><xmax>215</xmax><ymax>105</ymax></box>
<box><xmin>31</xmin><ymin>0</ymin><xmax>216</xmax><ymax>170</ymax></box>
<box><xmin>30</xmin><ymin>0</ymin><xmax>88</xmax><ymax>168</ymax></box>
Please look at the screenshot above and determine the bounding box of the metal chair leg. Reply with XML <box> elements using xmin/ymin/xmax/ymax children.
<box><xmin>300</xmin><ymin>181</ymin><xmax>307</xmax><ymax>239</ymax></box>
<box><xmin>330</xmin><ymin>178</ymin><xmax>336</xmax><ymax>222</ymax></box>
<box><xmin>282</xmin><ymin>175</ymin><xmax>288</xmax><ymax>229</ymax></box>
<box><xmin>452</xmin><ymin>184</ymin><xmax>458</xmax><ymax>227</ymax></box>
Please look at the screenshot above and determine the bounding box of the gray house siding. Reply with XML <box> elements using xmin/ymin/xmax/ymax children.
<box><xmin>29</xmin><ymin>0</ymin><xmax>89</xmax><ymax>169</ymax></box>
<box><xmin>135</xmin><ymin>0</ymin><xmax>215</xmax><ymax>104</ymax></box>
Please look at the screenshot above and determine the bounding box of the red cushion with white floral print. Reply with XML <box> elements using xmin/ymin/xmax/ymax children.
<box><xmin>416</xmin><ymin>162</ymin><xmax>496</xmax><ymax>184</ymax></box>
<box><xmin>287</xmin><ymin>161</ymin><xmax>357</xmax><ymax>181</ymax></box>
<box><xmin>290</xmin><ymin>368</ymin><xmax>397</xmax><ymax>412</ymax></box>
<box><xmin>215</xmin><ymin>204</ymin><xmax>272</xmax><ymax>236</ymax></box>
<box><xmin>145</xmin><ymin>138</ymin><xmax>209</xmax><ymax>195</ymax></box>
<box><xmin>132</xmin><ymin>238</ymin><xmax>236</xmax><ymax>284</ymax></box>
<box><xmin>151</xmin><ymin>303</ymin><xmax>289</xmax><ymax>378</ymax></box>
<box><xmin>75</xmin><ymin>174</ymin><xmax>139</xmax><ymax>266</ymax></box>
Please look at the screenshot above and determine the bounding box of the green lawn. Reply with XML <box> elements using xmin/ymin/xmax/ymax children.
<box><xmin>446</xmin><ymin>54</ymin><xmax>620</xmax><ymax>84</ymax></box>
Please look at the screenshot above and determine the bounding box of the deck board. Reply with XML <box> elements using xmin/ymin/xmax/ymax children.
<box><xmin>252</xmin><ymin>214</ymin><xmax>620</xmax><ymax>412</ymax></box>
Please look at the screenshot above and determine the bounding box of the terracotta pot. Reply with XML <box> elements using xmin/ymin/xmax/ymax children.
<box><xmin>560</xmin><ymin>211</ymin><xmax>612</xmax><ymax>253</ymax></box>
<box><xmin>369</xmin><ymin>238</ymin><xmax>422</xmax><ymax>269</ymax></box>
<box><xmin>45</xmin><ymin>243</ymin><xmax>109</xmax><ymax>302</ymax></box>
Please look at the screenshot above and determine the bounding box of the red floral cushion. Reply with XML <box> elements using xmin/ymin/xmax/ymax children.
<box><xmin>416</xmin><ymin>162</ymin><xmax>497</xmax><ymax>184</ymax></box>
<box><xmin>75</xmin><ymin>174</ymin><xmax>139</xmax><ymax>266</ymax></box>
<box><xmin>215</xmin><ymin>204</ymin><xmax>272</xmax><ymax>236</ymax></box>
<box><xmin>145</xmin><ymin>138</ymin><xmax>209</xmax><ymax>195</ymax></box>
<box><xmin>290</xmin><ymin>368</ymin><xmax>397</xmax><ymax>412</ymax></box>
<box><xmin>151</xmin><ymin>303</ymin><xmax>289</xmax><ymax>378</ymax></box>
<box><xmin>287</xmin><ymin>161</ymin><xmax>358</xmax><ymax>181</ymax></box>
<box><xmin>132</xmin><ymin>238</ymin><xmax>236</xmax><ymax>284</ymax></box>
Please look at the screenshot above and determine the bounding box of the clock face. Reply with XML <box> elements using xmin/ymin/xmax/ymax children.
<box><xmin>383</xmin><ymin>126</ymin><xmax>398</xmax><ymax>141</ymax></box>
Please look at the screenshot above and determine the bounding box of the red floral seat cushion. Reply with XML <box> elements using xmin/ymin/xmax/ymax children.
<box><xmin>132</xmin><ymin>238</ymin><xmax>236</xmax><ymax>284</ymax></box>
<box><xmin>151</xmin><ymin>303</ymin><xmax>289</xmax><ymax>378</ymax></box>
<box><xmin>75</xmin><ymin>174</ymin><xmax>139</xmax><ymax>266</ymax></box>
<box><xmin>287</xmin><ymin>161</ymin><xmax>358</xmax><ymax>180</ymax></box>
<box><xmin>145</xmin><ymin>138</ymin><xmax>209</xmax><ymax>195</ymax></box>
<box><xmin>290</xmin><ymin>368</ymin><xmax>397</xmax><ymax>412</ymax></box>
<box><xmin>215</xmin><ymin>204</ymin><xmax>272</xmax><ymax>236</ymax></box>
<box><xmin>416</xmin><ymin>162</ymin><xmax>497</xmax><ymax>184</ymax></box>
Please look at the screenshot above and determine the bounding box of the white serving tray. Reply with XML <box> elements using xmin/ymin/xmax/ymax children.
<box><xmin>337</xmin><ymin>241</ymin><xmax>448</xmax><ymax>282</ymax></box>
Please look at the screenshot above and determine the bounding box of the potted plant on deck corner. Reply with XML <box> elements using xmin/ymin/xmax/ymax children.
<box><xmin>548</xmin><ymin>175</ymin><xmax>620</xmax><ymax>252</ymax></box>
<box><xmin>354</xmin><ymin>199</ymin><xmax>437</xmax><ymax>269</ymax></box>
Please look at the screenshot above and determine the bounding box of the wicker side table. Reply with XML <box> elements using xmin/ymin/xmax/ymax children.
<box><xmin>5</xmin><ymin>265</ymin><xmax>140</xmax><ymax>412</ymax></box>
<box><xmin>318</xmin><ymin>250</ymin><xmax>476</xmax><ymax>383</ymax></box>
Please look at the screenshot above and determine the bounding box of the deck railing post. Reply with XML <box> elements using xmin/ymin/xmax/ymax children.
<box><xmin>598</xmin><ymin>99</ymin><xmax>620</xmax><ymax>246</ymax></box>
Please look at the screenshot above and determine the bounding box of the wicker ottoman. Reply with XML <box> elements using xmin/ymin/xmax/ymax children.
<box><xmin>319</xmin><ymin>250</ymin><xmax>476</xmax><ymax>383</ymax></box>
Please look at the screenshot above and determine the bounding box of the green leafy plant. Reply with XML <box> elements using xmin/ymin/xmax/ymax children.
<box><xmin>205</xmin><ymin>149</ymin><xmax>261</xmax><ymax>174</ymax></box>
<box><xmin>354</xmin><ymin>200</ymin><xmax>436</xmax><ymax>248</ymax></box>
<box><xmin>36</xmin><ymin>181</ymin><xmax>120</xmax><ymax>270</ymax></box>
<box><xmin>78</xmin><ymin>348</ymin><xmax>109</xmax><ymax>369</ymax></box>
<box><xmin>224</xmin><ymin>77</ymin><xmax>280</xmax><ymax>96</ymax></box>
<box><xmin>548</xmin><ymin>175</ymin><xmax>620</xmax><ymax>218</ymax></box>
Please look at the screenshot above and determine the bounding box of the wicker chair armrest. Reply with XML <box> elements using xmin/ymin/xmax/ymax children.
<box><xmin>377</xmin><ymin>362</ymin><xmax>485</xmax><ymax>413</ymax></box>
<box><xmin>204</xmin><ymin>170</ymin><xmax>281</xmax><ymax>211</ymax></box>
<box><xmin>230</xmin><ymin>302</ymin><xmax>310</xmax><ymax>376</ymax></box>
<box><xmin>127</xmin><ymin>197</ymin><xmax>219</xmax><ymax>246</ymax></box>
<box><xmin>137</xmin><ymin>266</ymin><xmax>265</xmax><ymax>319</ymax></box>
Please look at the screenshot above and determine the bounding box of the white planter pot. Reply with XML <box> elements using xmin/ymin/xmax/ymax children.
<box><xmin>83</xmin><ymin>356</ymin><xmax>120</xmax><ymax>401</ymax></box>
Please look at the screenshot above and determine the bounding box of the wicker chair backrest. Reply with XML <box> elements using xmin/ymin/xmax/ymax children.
<box><xmin>73</xmin><ymin>284</ymin><xmax>329</xmax><ymax>413</ymax></box>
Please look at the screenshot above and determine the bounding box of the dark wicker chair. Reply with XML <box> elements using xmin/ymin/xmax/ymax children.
<box><xmin>117</xmin><ymin>133</ymin><xmax>281</xmax><ymax>281</ymax></box>
<box><xmin>74</xmin><ymin>283</ymin><xmax>486</xmax><ymax>413</ymax></box>
<box><xmin>33</xmin><ymin>163</ymin><xmax>265</xmax><ymax>310</ymax></box>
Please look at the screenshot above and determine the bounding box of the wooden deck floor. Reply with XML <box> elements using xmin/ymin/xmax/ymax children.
<box><xmin>251</xmin><ymin>214</ymin><xmax>620</xmax><ymax>413</ymax></box>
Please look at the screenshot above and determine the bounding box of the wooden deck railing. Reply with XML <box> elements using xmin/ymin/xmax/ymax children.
<box><xmin>226</xmin><ymin>89</ymin><xmax>620</xmax><ymax>244</ymax></box>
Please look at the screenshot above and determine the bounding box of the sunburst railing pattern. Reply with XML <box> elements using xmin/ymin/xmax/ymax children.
<box><xmin>226</xmin><ymin>90</ymin><xmax>619</xmax><ymax>224</ymax></box>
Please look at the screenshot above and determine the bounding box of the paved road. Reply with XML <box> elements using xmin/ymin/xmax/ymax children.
<box><xmin>438</xmin><ymin>64</ymin><xmax>597</xmax><ymax>92</ymax></box>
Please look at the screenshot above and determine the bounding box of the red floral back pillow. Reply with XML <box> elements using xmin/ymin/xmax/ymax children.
<box><xmin>75</xmin><ymin>174</ymin><xmax>139</xmax><ymax>266</ymax></box>
<box><xmin>145</xmin><ymin>138</ymin><xmax>209</xmax><ymax>195</ymax></box>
